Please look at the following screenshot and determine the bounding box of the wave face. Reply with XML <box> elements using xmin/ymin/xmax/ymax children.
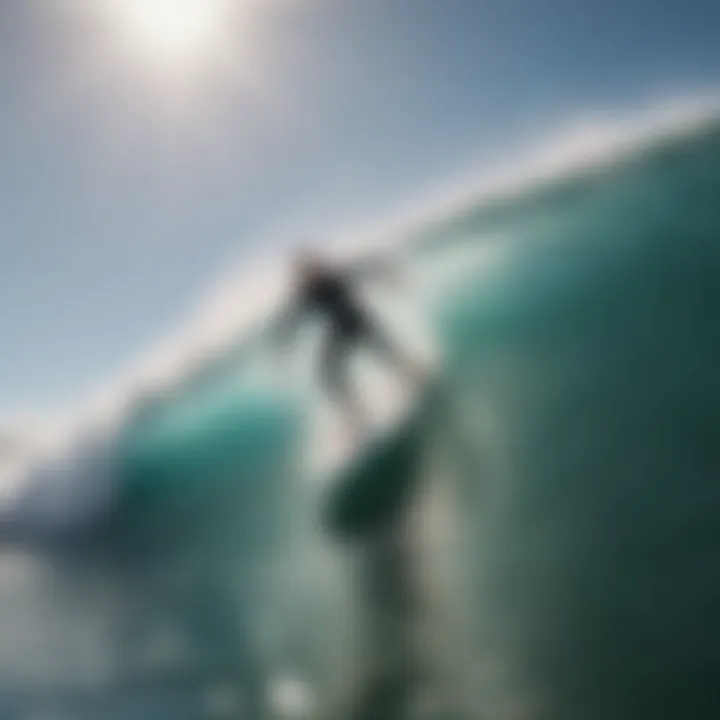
<box><xmin>428</xmin><ymin>120</ymin><xmax>720</xmax><ymax>720</ymax></box>
<box><xmin>1</xmin><ymin>119</ymin><xmax>720</xmax><ymax>718</ymax></box>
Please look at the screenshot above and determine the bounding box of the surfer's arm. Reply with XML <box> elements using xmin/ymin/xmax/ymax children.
<box><xmin>345</xmin><ymin>251</ymin><xmax>404</xmax><ymax>286</ymax></box>
<box><xmin>266</xmin><ymin>294</ymin><xmax>308</xmax><ymax>352</ymax></box>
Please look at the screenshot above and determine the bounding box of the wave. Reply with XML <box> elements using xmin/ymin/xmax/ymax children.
<box><xmin>1</xmin><ymin>88</ymin><xmax>720</xmax><ymax>717</ymax></box>
<box><xmin>1</xmin><ymin>91</ymin><xmax>719</xmax><ymax>527</ymax></box>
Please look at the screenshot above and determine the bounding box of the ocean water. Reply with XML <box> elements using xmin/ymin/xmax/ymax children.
<box><xmin>1</xmin><ymin>118</ymin><xmax>719</xmax><ymax>719</ymax></box>
<box><xmin>430</xmin><ymin>119</ymin><xmax>720</xmax><ymax>720</ymax></box>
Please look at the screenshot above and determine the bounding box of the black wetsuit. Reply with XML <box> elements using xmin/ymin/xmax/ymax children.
<box><xmin>299</xmin><ymin>270</ymin><xmax>392</xmax><ymax>396</ymax></box>
<box><xmin>302</xmin><ymin>272</ymin><xmax>368</xmax><ymax>338</ymax></box>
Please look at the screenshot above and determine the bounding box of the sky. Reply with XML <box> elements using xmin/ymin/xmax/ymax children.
<box><xmin>0</xmin><ymin>0</ymin><xmax>719</xmax><ymax>419</ymax></box>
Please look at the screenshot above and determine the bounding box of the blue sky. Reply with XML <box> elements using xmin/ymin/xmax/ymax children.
<box><xmin>1</xmin><ymin>0</ymin><xmax>719</xmax><ymax>415</ymax></box>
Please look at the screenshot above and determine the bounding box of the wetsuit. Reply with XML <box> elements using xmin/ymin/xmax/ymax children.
<box><xmin>298</xmin><ymin>270</ymin><xmax>393</xmax><ymax>397</ymax></box>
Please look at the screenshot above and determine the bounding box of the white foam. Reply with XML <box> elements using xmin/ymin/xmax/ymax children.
<box><xmin>356</xmin><ymin>90</ymin><xmax>720</xmax><ymax>247</ymax></box>
<box><xmin>268</xmin><ymin>675</ymin><xmax>314</xmax><ymax>717</ymax></box>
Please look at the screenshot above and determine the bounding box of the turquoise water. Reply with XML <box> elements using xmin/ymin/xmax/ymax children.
<box><xmin>431</xmin><ymin>121</ymin><xmax>720</xmax><ymax>720</ymax></box>
<box><xmin>1</xmin><ymin>119</ymin><xmax>720</xmax><ymax>718</ymax></box>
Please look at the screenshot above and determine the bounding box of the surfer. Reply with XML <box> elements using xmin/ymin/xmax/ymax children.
<box><xmin>273</xmin><ymin>248</ymin><xmax>425</xmax><ymax>441</ymax></box>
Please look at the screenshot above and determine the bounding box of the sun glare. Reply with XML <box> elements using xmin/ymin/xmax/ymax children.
<box><xmin>102</xmin><ymin>0</ymin><xmax>236</xmax><ymax>72</ymax></box>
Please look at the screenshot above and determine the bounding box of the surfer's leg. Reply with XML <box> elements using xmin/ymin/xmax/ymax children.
<box><xmin>322</xmin><ymin>332</ymin><xmax>367</xmax><ymax>440</ymax></box>
<box><xmin>363</xmin><ymin>323</ymin><xmax>426</xmax><ymax>387</ymax></box>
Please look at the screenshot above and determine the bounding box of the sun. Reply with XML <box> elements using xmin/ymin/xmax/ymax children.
<box><xmin>100</xmin><ymin>0</ymin><xmax>236</xmax><ymax>72</ymax></box>
<box><xmin>118</xmin><ymin>0</ymin><xmax>227</xmax><ymax>57</ymax></box>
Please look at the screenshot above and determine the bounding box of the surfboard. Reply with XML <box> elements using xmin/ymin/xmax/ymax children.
<box><xmin>320</xmin><ymin>377</ymin><xmax>441</xmax><ymax>541</ymax></box>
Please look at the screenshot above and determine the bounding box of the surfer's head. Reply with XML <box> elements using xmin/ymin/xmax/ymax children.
<box><xmin>293</xmin><ymin>246</ymin><xmax>327</xmax><ymax>283</ymax></box>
